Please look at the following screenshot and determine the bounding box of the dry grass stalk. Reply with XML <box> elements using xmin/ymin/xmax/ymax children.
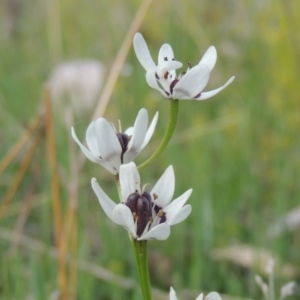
<box><xmin>0</xmin><ymin>132</ymin><xmax>40</xmax><ymax>221</ymax></box>
<box><xmin>44</xmin><ymin>87</ymin><xmax>68</xmax><ymax>299</ymax></box>
<box><xmin>92</xmin><ymin>0</ymin><xmax>153</xmax><ymax>120</ymax></box>
<box><xmin>0</xmin><ymin>115</ymin><xmax>40</xmax><ymax>176</ymax></box>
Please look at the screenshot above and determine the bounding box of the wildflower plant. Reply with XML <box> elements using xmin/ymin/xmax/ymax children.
<box><xmin>72</xmin><ymin>32</ymin><xmax>234</xmax><ymax>299</ymax></box>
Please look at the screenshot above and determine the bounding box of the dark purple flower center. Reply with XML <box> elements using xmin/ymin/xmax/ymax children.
<box><xmin>126</xmin><ymin>191</ymin><xmax>152</xmax><ymax>236</ymax></box>
<box><xmin>116</xmin><ymin>133</ymin><xmax>130</xmax><ymax>163</ymax></box>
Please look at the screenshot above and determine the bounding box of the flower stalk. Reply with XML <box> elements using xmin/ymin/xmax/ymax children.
<box><xmin>131</xmin><ymin>239</ymin><xmax>153</xmax><ymax>300</ymax></box>
<box><xmin>138</xmin><ymin>100</ymin><xmax>179</xmax><ymax>170</ymax></box>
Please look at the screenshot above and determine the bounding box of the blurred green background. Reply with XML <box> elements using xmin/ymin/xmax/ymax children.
<box><xmin>0</xmin><ymin>0</ymin><xmax>299</xmax><ymax>299</ymax></box>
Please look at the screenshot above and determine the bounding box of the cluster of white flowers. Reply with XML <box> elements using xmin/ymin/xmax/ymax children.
<box><xmin>71</xmin><ymin>33</ymin><xmax>234</xmax><ymax>241</ymax></box>
<box><xmin>72</xmin><ymin>32</ymin><xmax>234</xmax><ymax>298</ymax></box>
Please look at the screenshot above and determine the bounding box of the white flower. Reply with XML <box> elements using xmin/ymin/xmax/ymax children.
<box><xmin>71</xmin><ymin>108</ymin><xmax>158</xmax><ymax>175</ymax></box>
<box><xmin>133</xmin><ymin>32</ymin><xmax>234</xmax><ymax>100</ymax></box>
<box><xmin>91</xmin><ymin>162</ymin><xmax>192</xmax><ymax>240</ymax></box>
<box><xmin>169</xmin><ymin>287</ymin><xmax>222</xmax><ymax>300</ymax></box>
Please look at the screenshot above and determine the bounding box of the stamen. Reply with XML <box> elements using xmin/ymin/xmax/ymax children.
<box><xmin>141</xmin><ymin>184</ymin><xmax>149</xmax><ymax>193</ymax></box>
<box><xmin>170</xmin><ymin>78</ymin><xmax>179</xmax><ymax>94</ymax></box>
<box><xmin>157</xmin><ymin>210</ymin><xmax>164</xmax><ymax>217</ymax></box>
<box><xmin>153</xmin><ymin>193</ymin><xmax>158</xmax><ymax>200</ymax></box>
<box><xmin>164</xmin><ymin>57</ymin><xmax>168</xmax><ymax>61</ymax></box>
<box><xmin>164</xmin><ymin>71</ymin><xmax>169</xmax><ymax>80</ymax></box>
<box><xmin>118</xmin><ymin>119</ymin><xmax>122</xmax><ymax>132</ymax></box>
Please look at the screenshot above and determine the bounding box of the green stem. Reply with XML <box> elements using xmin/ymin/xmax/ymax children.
<box><xmin>138</xmin><ymin>99</ymin><xmax>179</xmax><ymax>171</ymax></box>
<box><xmin>115</xmin><ymin>177</ymin><xmax>152</xmax><ymax>299</ymax></box>
<box><xmin>131</xmin><ymin>239</ymin><xmax>152</xmax><ymax>300</ymax></box>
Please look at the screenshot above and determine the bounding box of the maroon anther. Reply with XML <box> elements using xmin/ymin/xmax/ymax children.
<box><xmin>170</xmin><ymin>78</ymin><xmax>179</xmax><ymax>94</ymax></box>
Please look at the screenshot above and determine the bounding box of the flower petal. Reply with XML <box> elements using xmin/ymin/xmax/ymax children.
<box><xmin>169</xmin><ymin>287</ymin><xmax>178</xmax><ymax>300</ymax></box>
<box><xmin>124</xmin><ymin>126</ymin><xmax>134</xmax><ymax>136</ymax></box>
<box><xmin>124</xmin><ymin>108</ymin><xmax>148</xmax><ymax>163</ymax></box>
<box><xmin>133</xmin><ymin>33</ymin><xmax>156</xmax><ymax>71</ymax></box>
<box><xmin>168</xmin><ymin>204</ymin><xmax>192</xmax><ymax>226</ymax></box>
<box><xmin>164</xmin><ymin>189</ymin><xmax>193</xmax><ymax>215</ymax></box>
<box><xmin>172</xmin><ymin>64</ymin><xmax>210</xmax><ymax>99</ymax></box>
<box><xmin>85</xmin><ymin>121</ymin><xmax>100</xmax><ymax>155</ymax></box>
<box><xmin>163</xmin><ymin>189</ymin><xmax>193</xmax><ymax>225</ymax></box>
<box><xmin>72</xmin><ymin>127</ymin><xmax>117</xmax><ymax>174</ymax></box>
<box><xmin>138</xmin><ymin>223</ymin><xmax>170</xmax><ymax>240</ymax></box>
<box><xmin>198</xmin><ymin>46</ymin><xmax>217</xmax><ymax>71</ymax></box>
<box><xmin>156</xmin><ymin>61</ymin><xmax>183</xmax><ymax>79</ymax></box>
<box><xmin>195</xmin><ymin>76</ymin><xmax>235</xmax><ymax>100</ymax></box>
<box><xmin>158</xmin><ymin>43</ymin><xmax>175</xmax><ymax>64</ymax></box>
<box><xmin>91</xmin><ymin>178</ymin><xmax>116</xmax><ymax>221</ymax></box>
<box><xmin>140</xmin><ymin>111</ymin><xmax>159</xmax><ymax>151</ymax></box>
<box><xmin>119</xmin><ymin>162</ymin><xmax>140</xmax><ymax>202</ymax></box>
<box><xmin>146</xmin><ymin>69</ymin><xmax>170</xmax><ymax>98</ymax></box>
<box><xmin>196</xmin><ymin>293</ymin><xmax>204</xmax><ymax>300</ymax></box>
<box><xmin>205</xmin><ymin>292</ymin><xmax>222</xmax><ymax>300</ymax></box>
<box><xmin>157</xmin><ymin>43</ymin><xmax>180</xmax><ymax>81</ymax></box>
<box><xmin>112</xmin><ymin>204</ymin><xmax>137</xmax><ymax>238</ymax></box>
<box><xmin>94</xmin><ymin>118</ymin><xmax>122</xmax><ymax>172</ymax></box>
<box><xmin>71</xmin><ymin>127</ymin><xmax>100</xmax><ymax>163</ymax></box>
<box><xmin>151</xmin><ymin>166</ymin><xmax>175</xmax><ymax>208</ymax></box>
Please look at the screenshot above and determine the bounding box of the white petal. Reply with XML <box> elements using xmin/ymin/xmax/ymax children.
<box><xmin>168</xmin><ymin>204</ymin><xmax>191</xmax><ymax>226</ymax></box>
<box><xmin>112</xmin><ymin>204</ymin><xmax>137</xmax><ymax>238</ymax></box>
<box><xmin>85</xmin><ymin>121</ymin><xmax>100</xmax><ymax>155</ymax></box>
<box><xmin>198</xmin><ymin>46</ymin><xmax>217</xmax><ymax>71</ymax></box>
<box><xmin>205</xmin><ymin>292</ymin><xmax>222</xmax><ymax>300</ymax></box>
<box><xmin>91</xmin><ymin>178</ymin><xmax>116</xmax><ymax>221</ymax></box>
<box><xmin>138</xmin><ymin>223</ymin><xmax>170</xmax><ymax>240</ymax></box>
<box><xmin>151</xmin><ymin>166</ymin><xmax>175</xmax><ymax>208</ymax></box>
<box><xmin>158</xmin><ymin>43</ymin><xmax>175</xmax><ymax>64</ymax></box>
<box><xmin>140</xmin><ymin>111</ymin><xmax>159</xmax><ymax>151</ymax></box>
<box><xmin>169</xmin><ymin>287</ymin><xmax>178</xmax><ymax>300</ymax></box>
<box><xmin>119</xmin><ymin>162</ymin><xmax>140</xmax><ymax>202</ymax></box>
<box><xmin>195</xmin><ymin>76</ymin><xmax>235</xmax><ymax>100</ymax></box>
<box><xmin>124</xmin><ymin>126</ymin><xmax>134</xmax><ymax>136</ymax></box>
<box><xmin>172</xmin><ymin>64</ymin><xmax>210</xmax><ymax>99</ymax></box>
<box><xmin>196</xmin><ymin>293</ymin><xmax>204</xmax><ymax>300</ymax></box>
<box><xmin>72</xmin><ymin>127</ymin><xmax>117</xmax><ymax>174</ymax></box>
<box><xmin>94</xmin><ymin>118</ymin><xmax>122</xmax><ymax>172</ymax></box>
<box><xmin>146</xmin><ymin>69</ymin><xmax>170</xmax><ymax>98</ymax></box>
<box><xmin>156</xmin><ymin>61</ymin><xmax>183</xmax><ymax>79</ymax></box>
<box><xmin>124</xmin><ymin>108</ymin><xmax>148</xmax><ymax>163</ymax></box>
<box><xmin>164</xmin><ymin>189</ymin><xmax>193</xmax><ymax>215</ymax></box>
<box><xmin>133</xmin><ymin>33</ymin><xmax>156</xmax><ymax>71</ymax></box>
<box><xmin>71</xmin><ymin>127</ymin><xmax>99</xmax><ymax>163</ymax></box>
